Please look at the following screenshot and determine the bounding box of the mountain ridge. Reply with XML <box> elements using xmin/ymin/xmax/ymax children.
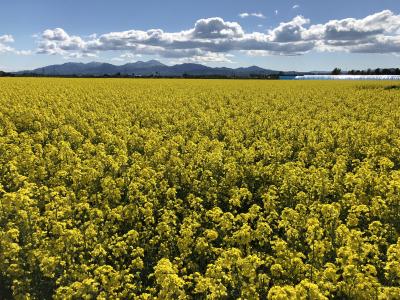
<box><xmin>15</xmin><ymin>60</ymin><xmax>288</xmax><ymax>77</ymax></box>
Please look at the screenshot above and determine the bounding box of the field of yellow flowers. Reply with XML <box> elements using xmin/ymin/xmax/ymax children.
<box><xmin>0</xmin><ymin>78</ymin><xmax>400</xmax><ymax>299</ymax></box>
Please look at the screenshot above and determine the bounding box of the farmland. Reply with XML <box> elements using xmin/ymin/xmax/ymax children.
<box><xmin>0</xmin><ymin>78</ymin><xmax>400</xmax><ymax>299</ymax></box>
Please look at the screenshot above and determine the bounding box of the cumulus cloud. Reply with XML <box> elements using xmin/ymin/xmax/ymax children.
<box><xmin>350</xmin><ymin>35</ymin><xmax>400</xmax><ymax>54</ymax></box>
<box><xmin>193</xmin><ymin>17</ymin><xmax>244</xmax><ymax>38</ymax></box>
<box><xmin>292</xmin><ymin>5</ymin><xmax>300</xmax><ymax>9</ymax></box>
<box><xmin>173</xmin><ymin>52</ymin><xmax>234</xmax><ymax>64</ymax></box>
<box><xmin>239</xmin><ymin>12</ymin><xmax>266</xmax><ymax>19</ymax></box>
<box><xmin>269</xmin><ymin>16</ymin><xmax>310</xmax><ymax>42</ymax></box>
<box><xmin>36</xmin><ymin>17</ymin><xmax>314</xmax><ymax>58</ymax></box>
<box><xmin>307</xmin><ymin>10</ymin><xmax>400</xmax><ymax>53</ymax></box>
<box><xmin>112</xmin><ymin>52</ymin><xmax>142</xmax><ymax>61</ymax></box>
<box><xmin>65</xmin><ymin>52</ymin><xmax>97</xmax><ymax>59</ymax></box>
<box><xmin>0</xmin><ymin>34</ymin><xmax>15</xmax><ymax>53</ymax></box>
<box><xmin>42</xmin><ymin>28</ymin><xmax>70</xmax><ymax>41</ymax></box>
<box><xmin>0</xmin><ymin>34</ymin><xmax>31</xmax><ymax>55</ymax></box>
<box><xmin>35</xmin><ymin>10</ymin><xmax>400</xmax><ymax>60</ymax></box>
<box><xmin>38</xmin><ymin>28</ymin><xmax>87</xmax><ymax>55</ymax></box>
<box><xmin>0</xmin><ymin>34</ymin><xmax>14</xmax><ymax>43</ymax></box>
<box><xmin>318</xmin><ymin>10</ymin><xmax>399</xmax><ymax>41</ymax></box>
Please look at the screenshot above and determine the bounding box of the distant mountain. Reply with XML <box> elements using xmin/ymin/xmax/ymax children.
<box><xmin>126</xmin><ymin>60</ymin><xmax>166</xmax><ymax>68</ymax></box>
<box><xmin>22</xmin><ymin>62</ymin><xmax>119</xmax><ymax>76</ymax></box>
<box><xmin>16</xmin><ymin>60</ymin><xmax>283</xmax><ymax>77</ymax></box>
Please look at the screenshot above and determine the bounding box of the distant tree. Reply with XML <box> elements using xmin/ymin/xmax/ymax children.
<box><xmin>331</xmin><ymin>68</ymin><xmax>342</xmax><ymax>75</ymax></box>
<box><xmin>0</xmin><ymin>71</ymin><xmax>13</xmax><ymax>77</ymax></box>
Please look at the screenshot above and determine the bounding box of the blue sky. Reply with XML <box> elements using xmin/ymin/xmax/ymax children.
<box><xmin>1</xmin><ymin>0</ymin><xmax>400</xmax><ymax>71</ymax></box>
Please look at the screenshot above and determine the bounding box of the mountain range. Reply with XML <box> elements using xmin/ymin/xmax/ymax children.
<box><xmin>15</xmin><ymin>60</ymin><xmax>292</xmax><ymax>77</ymax></box>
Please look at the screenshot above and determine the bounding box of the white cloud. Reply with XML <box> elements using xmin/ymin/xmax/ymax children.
<box><xmin>35</xmin><ymin>10</ymin><xmax>400</xmax><ymax>60</ymax></box>
<box><xmin>0</xmin><ymin>34</ymin><xmax>14</xmax><ymax>43</ymax></box>
<box><xmin>245</xmin><ymin>50</ymin><xmax>271</xmax><ymax>57</ymax></box>
<box><xmin>38</xmin><ymin>28</ymin><xmax>86</xmax><ymax>55</ymax></box>
<box><xmin>313</xmin><ymin>10</ymin><xmax>400</xmax><ymax>41</ymax></box>
<box><xmin>0</xmin><ymin>34</ymin><xmax>15</xmax><ymax>53</ymax></box>
<box><xmin>275</xmin><ymin>10</ymin><xmax>279</xmax><ymax>16</ymax></box>
<box><xmin>193</xmin><ymin>17</ymin><xmax>244</xmax><ymax>38</ymax></box>
<box><xmin>173</xmin><ymin>52</ymin><xmax>234</xmax><ymax>64</ymax></box>
<box><xmin>42</xmin><ymin>28</ymin><xmax>70</xmax><ymax>41</ymax></box>
<box><xmin>0</xmin><ymin>34</ymin><xmax>32</xmax><ymax>55</ymax></box>
<box><xmin>239</xmin><ymin>12</ymin><xmax>266</xmax><ymax>19</ymax></box>
<box><xmin>305</xmin><ymin>9</ymin><xmax>400</xmax><ymax>53</ymax></box>
<box><xmin>0</xmin><ymin>44</ymin><xmax>13</xmax><ymax>53</ymax></box>
<box><xmin>65</xmin><ymin>52</ymin><xmax>97</xmax><ymax>59</ymax></box>
<box><xmin>112</xmin><ymin>52</ymin><xmax>142</xmax><ymax>61</ymax></box>
<box><xmin>269</xmin><ymin>16</ymin><xmax>310</xmax><ymax>42</ymax></box>
<box><xmin>15</xmin><ymin>50</ymin><xmax>33</xmax><ymax>56</ymax></box>
<box><xmin>36</xmin><ymin>17</ymin><xmax>314</xmax><ymax>58</ymax></box>
<box><xmin>121</xmin><ymin>52</ymin><xmax>142</xmax><ymax>59</ymax></box>
<box><xmin>253</xmin><ymin>13</ymin><xmax>266</xmax><ymax>19</ymax></box>
<box><xmin>292</xmin><ymin>5</ymin><xmax>300</xmax><ymax>9</ymax></box>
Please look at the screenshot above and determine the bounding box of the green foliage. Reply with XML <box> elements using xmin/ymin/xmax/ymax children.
<box><xmin>0</xmin><ymin>78</ymin><xmax>399</xmax><ymax>299</ymax></box>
